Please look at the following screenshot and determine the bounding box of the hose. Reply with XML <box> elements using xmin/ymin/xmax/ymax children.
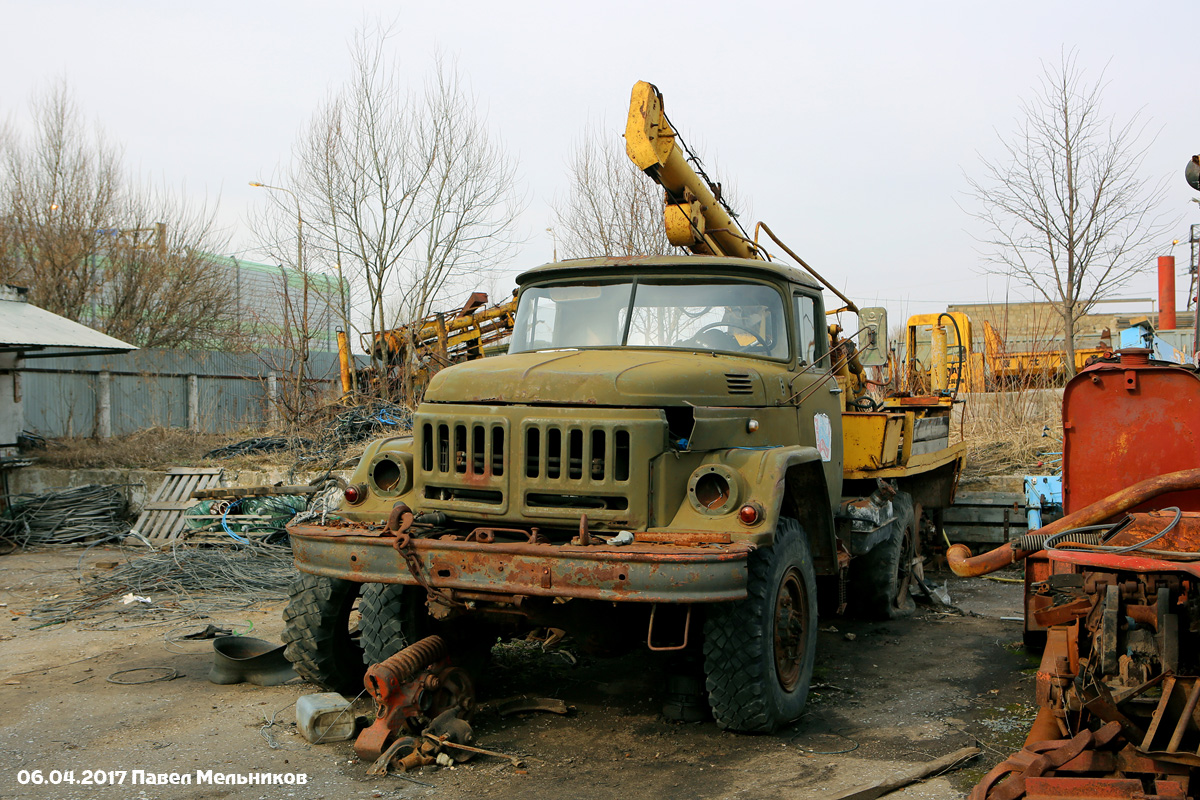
<box><xmin>937</xmin><ymin>313</ymin><xmax>963</xmax><ymax>399</ymax></box>
<box><xmin>1047</xmin><ymin>507</ymin><xmax>1181</xmax><ymax>555</ymax></box>
<box><xmin>1013</xmin><ymin>530</ymin><xmax>1104</xmax><ymax>551</ymax></box>
<box><xmin>947</xmin><ymin>467</ymin><xmax>1200</xmax><ymax>577</ymax></box>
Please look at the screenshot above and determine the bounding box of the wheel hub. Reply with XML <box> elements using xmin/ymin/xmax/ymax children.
<box><xmin>773</xmin><ymin>568</ymin><xmax>808</xmax><ymax>691</ymax></box>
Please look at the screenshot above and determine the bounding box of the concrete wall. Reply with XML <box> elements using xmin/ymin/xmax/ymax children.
<box><xmin>9</xmin><ymin>466</ymin><xmax>349</xmax><ymax>517</ymax></box>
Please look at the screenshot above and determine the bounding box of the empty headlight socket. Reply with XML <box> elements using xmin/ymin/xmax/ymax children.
<box><xmin>686</xmin><ymin>463</ymin><xmax>741</xmax><ymax>515</ymax></box>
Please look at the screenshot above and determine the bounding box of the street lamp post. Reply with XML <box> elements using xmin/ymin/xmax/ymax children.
<box><xmin>249</xmin><ymin>181</ymin><xmax>302</xmax><ymax>274</ymax></box>
<box><xmin>251</xmin><ymin>180</ymin><xmax>312</xmax><ymax>417</ymax></box>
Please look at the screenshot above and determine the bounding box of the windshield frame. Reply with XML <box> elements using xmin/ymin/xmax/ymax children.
<box><xmin>510</xmin><ymin>273</ymin><xmax>793</xmax><ymax>363</ymax></box>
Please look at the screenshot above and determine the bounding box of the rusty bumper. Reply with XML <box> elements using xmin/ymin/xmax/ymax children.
<box><xmin>289</xmin><ymin>524</ymin><xmax>752</xmax><ymax>603</ymax></box>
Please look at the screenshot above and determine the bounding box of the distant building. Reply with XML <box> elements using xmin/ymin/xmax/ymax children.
<box><xmin>195</xmin><ymin>255</ymin><xmax>346</xmax><ymax>353</ymax></box>
<box><xmin>946</xmin><ymin>301</ymin><xmax>1195</xmax><ymax>356</ymax></box>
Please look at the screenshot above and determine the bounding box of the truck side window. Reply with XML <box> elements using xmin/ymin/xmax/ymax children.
<box><xmin>794</xmin><ymin>295</ymin><xmax>817</xmax><ymax>366</ymax></box>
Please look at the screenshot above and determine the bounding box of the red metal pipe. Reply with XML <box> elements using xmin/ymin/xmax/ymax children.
<box><xmin>1159</xmin><ymin>255</ymin><xmax>1177</xmax><ymax>331</ymax></box>
<box><xmin>947</xmin><ymin>467</ymin><xmax>1200</xmax><ymax>577</ymax></box>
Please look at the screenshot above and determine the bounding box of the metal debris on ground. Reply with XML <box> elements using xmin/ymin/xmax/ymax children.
<box><xmin>0</xmin><ymin>484</ymin><xmax>128</xmax><ymax>546</ymax></box>
<box><xmin>356</xmin><ymin>635</ymin><xmax>475</xmax><ymax>762</ymax></box>
<box><xmin>106</xmin><ymin>667</ymin><xmax>181</xmax><ymax>685</ymax></box>
<box><xmin>30</xmin><ymin>541</ymin><xmax>298</xmax><ymax>626</ymax></box>
<box><xmin>204</xmin><ymin>436</ymin><xmax>311</xmax><ymax>459</ymax></box>
<box><xmin>829</xmin><ymin>745</ymin><xmax>981</xmax><ymax>800</ymax></box>
<box><xmin>204</xmin><ymin>402</ymin><xmax>411</xmax><ymax>469</ymax></box>
<box><xmin>492</xmin><ymin>696</ymin><xmax>573</xmax><ymax>717</ymax></box>
<box><xmin>291</xmin><ymin>482</ymin><xmax>347</xmax><ymax>525</ymax></box>
<box><xmin>295</xmin><ymin>401</ymin><xmax>413</xmax><ymax>468</ymax></box>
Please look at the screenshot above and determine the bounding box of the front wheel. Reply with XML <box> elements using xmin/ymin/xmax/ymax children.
<box><xmin>359</xmin><ymin>583</ymin><xmax>433</xmax><ymax>665</ymax></box>
<box><xmin>702</xmin><ymin>517</ymin><xmax>818</xmax><ymax>732</ymax></box>
<box><xmin>281</xmin><ymin>574</ymin><xmax>366</xmax><ymax>693</ymax></box>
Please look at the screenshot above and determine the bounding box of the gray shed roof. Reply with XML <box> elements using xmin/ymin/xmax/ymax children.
<box><xmin>0</xmin><ymin>286</ymin><xmax>136</xmax><ymax>357</ymax></box>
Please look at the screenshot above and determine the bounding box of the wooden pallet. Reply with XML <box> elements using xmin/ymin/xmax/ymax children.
<box><xmin>132</xmin><ymin>467</ymin><xmax>224</xmax><ymax>544</ymax></box>
<box><xmin>944</xmin><ymin>491</ymin><xmax>1026</xmax><ymax>545</ymax></box>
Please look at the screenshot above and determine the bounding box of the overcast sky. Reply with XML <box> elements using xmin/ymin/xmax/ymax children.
<box><xmin>3</xmin><ymin>1</ymin><xmax>1198</xmax><ymax>329</ymax></box>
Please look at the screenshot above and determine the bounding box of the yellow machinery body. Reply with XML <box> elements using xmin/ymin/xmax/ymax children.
<box><xmin>903</xmin><ymin>311</ymin><xmax>1115</xmax><ymax>393</ymax></box>
<box><xmin>904</xmin><ymin>312</ymin><xmax>979</xmax><ymax>394</ymax></box>
<box><xmin>337</xmin><ymin>293</ymin><xmax>517</xmax><ymax>396</ymax></box>
<box><xmin>982</xmin><ymin>319</ymin><xmax>1108</xmax><ymax>386</ymax></box>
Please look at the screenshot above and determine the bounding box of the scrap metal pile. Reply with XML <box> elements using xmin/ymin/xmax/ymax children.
<box><xmin>31</xmin><ymin>541</ymin><xmax>298</xmax><ymax>626</ymax></box>
<box><xmin>950</xmin><ymin>350</ymin><xmax>1200</xmax><ymax>800</ymax></box>
<box><xmin>203</xmin><ymin>400</ymin><xmax>412</xmax><ymax>470</ymax></box>
<box><xmin>0</xmin><ymin>484</ymin><xmax>128</xmax><ymax>546</ymax></box>
<box><xmin>353</xmin><ymin>635</ymin><xmax>488</xmax><ymax>774</ymax></box>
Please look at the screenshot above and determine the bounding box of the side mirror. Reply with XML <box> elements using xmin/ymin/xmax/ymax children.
<box><xmin>858</xmin><ymin>307</ymin><xmax>888</xmax><ymax>367</ymax></box>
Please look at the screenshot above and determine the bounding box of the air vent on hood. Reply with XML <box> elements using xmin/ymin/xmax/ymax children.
<box><xmin>725</xmin><ymin>373</ymin><xmax>754</xmax><ymax>395</ymax></box>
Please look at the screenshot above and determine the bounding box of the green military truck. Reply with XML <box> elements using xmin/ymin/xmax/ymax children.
<box><xmin>283</xmin><ymin>83</ymin><xmax>962</xmax><ymax>733</ymax></box>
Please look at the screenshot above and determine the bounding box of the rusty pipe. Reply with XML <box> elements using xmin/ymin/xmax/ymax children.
<box><xmin>947</xmin><ymin>467</ymin><xmax>1200</xmax><ymax>577</ymax></box>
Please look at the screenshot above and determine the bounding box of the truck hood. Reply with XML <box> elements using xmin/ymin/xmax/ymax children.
<box><xmin>424</xmin><ymin>349</ymin><xmax>772</xmax><ymax>406</ymax></box>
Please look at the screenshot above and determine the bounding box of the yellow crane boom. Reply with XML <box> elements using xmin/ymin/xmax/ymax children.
<box><xmin>625</xmin><ymin>81</ymin><xmax>762</xmax><ymax>260</ymax></box>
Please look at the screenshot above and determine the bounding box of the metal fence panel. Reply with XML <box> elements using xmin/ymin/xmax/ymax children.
<box><xmin>20</xmin><ymin>347</ymin><xmax>350</xmax><ymax>437</ymax></box>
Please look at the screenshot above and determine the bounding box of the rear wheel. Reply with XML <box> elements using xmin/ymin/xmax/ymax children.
<box><xmin>852</xmin><ymin>492</ymin><xmax>917</xmax><ymax>619</ymax></box>
<box><xmin>702</xmin><ymin>517</ymin><xmax>817</xmax><ymax>732</ymax></box>
<box><xmin>281</xmin><ymin>574</ymin><xmax>366</xmax><ymax>693</ymax></box>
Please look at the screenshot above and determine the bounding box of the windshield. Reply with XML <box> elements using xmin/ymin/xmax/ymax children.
<box><xmin>510</xmin><ymin>278</ymin><xmax>789</xmax><ymax>359</ymax></box>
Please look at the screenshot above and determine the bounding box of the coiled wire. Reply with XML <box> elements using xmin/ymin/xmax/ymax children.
<box><xmin>0</xmin><ymin>484</ymin><xmax>128</xmax><ymax>546</ymax></box>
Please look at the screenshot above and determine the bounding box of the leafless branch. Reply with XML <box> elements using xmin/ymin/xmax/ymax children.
<box><xmin>553</xmin><ymin>124</ymin><xmax>674</xmax><ymax>259</ymax></box>
<box><xmin>963</xmin><ymin>51</ymin><xmax>1173</xmax><ymax>375</ymax></box>
<box><xmin>0</xmin><ymin>80</ymin><xmax>237</xmax><ymax>349</ymax></box>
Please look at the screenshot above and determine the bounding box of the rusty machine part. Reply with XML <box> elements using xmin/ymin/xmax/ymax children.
<box><xmin>365</xmin><ymin>709</ymin><xmax>480</xmax><ymax>776</ymax></box>
<box><xmin>965</xmin><ymin>351</ymin><xmax>1200</xmax><ymax>799</ymax></box>
<box><xmin>947</xmin><ymin>467</ymin><xmax>1200</xmax><ymax>578</ymax></box>
<box><xmin>345</xmin><ymin>292</ymin><xmax>518</xmax><ymax>398</ymax></box>
<box><xmin>971</xmin><ymin>722</ymin><xmax>1191</xmax><ymax>800</ymax></box>
<box><xmin>354</xmin><ymin>635</ymin><xmax>476</xmax><ymax>762</ymax></box>
<box><xmin>950</xmin><ymin>349</ymin><xmax>1200</xmax><ymax>579</ymax></box>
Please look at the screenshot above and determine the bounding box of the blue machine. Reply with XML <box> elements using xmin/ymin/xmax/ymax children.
<box><xmin>1118</xmin><ymin>323</ymin><xmax>1188</xmax><ymax>364</ymax></box>
<box><xmin>1023</xmin><ymin>474</ymin><xmax>1063</xmax><ymax>530</ymax></box>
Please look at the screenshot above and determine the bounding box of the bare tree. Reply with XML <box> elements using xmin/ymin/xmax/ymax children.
<box><xmin>401</xmin><ymin>61</ymin><xmax>522</xmax><ymax>327</ymax></box>
<box><xmin>965</xmin><ymin>53</ymin><xmax>1171</xmax><ymax>376</ymax></box>
<box><xmin>256</xmin><ymin>24</ymin><xmax>523</xmax><ymax>404</ymax></box>
<box><xmin>101</xmin><ymin>188</ymin><xmax>236</xmax><ymax>349</ymax></box>
<box><xmin>0</xmin><ymin>81</ymin><xmax>236</xmax><ymax>348</ymax></box>
<box><xmin>1</xmin><ymin>83</ymin><xmax>120</xmax><ymax>318</ymax></box>
<box><xmin>553</xmin><ymin>126</ymin><xmax>674</xmax><ymax>258</ymax></box>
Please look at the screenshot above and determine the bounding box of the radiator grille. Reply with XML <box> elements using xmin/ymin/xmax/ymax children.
<box><xmin>413</xmin><ymin>406</ymin><xmax>659</xmax><ymax>525</ymax></box>
<box><xmin>421</xmin><ymin>421</ymin><xmax>505</xmax><ymax>478</ymax></box>
<box><xmin>524</xmin><ymin>423</ymin><xmax>630</xmax><ymax>483</ymax></box>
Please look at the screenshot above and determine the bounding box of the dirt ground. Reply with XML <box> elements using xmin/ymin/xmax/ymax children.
<box><xmin>0</xmin><ymin>547</ymin><xmax>1037</xmax><ymax>800</ymax></box>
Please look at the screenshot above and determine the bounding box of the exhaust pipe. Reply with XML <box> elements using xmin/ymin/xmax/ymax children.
<box><xmin>947</xmin><ymin>467</ymin><xmax>1200</xmax><ymax>577</ymax></box>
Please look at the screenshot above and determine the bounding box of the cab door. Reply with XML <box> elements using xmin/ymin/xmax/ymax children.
<box><xmin>791</xmin><ymin>291</ymin><xmax>843</xmax><ymax>505</ymax></box>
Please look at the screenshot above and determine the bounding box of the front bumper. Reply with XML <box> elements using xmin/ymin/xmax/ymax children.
<box><xmin>289</xmin><ymin>523</ymin><xmax>752</xmax><ymax>603</ymax></box>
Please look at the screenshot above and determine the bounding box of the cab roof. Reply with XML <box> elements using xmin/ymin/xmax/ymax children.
<box><xmin>516</xmin><ymin>255</ymin><xmax>822</xmax><ymax>290</ymax></box>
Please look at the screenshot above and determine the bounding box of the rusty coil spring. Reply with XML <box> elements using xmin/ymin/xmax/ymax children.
<box><xmin>377</xmin><ymin>635</ymin><xmax>448</xmax><ymax>683</ymax></box>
